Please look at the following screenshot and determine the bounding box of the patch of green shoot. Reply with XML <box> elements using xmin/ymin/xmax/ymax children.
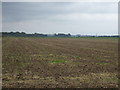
<box><xmin>50</xmin><ymin>60</ymin><xmax>66</xmax><ymax>64</ymax></box>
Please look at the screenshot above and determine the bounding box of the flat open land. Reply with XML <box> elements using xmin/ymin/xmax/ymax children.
<box><xmin>2</xmin><ymin>37</ymin><xmax>118</xmax><ymax>88</ymax></box>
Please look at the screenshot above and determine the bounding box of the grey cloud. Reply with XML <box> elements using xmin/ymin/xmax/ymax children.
<box><xmin>2</xmin><ymin>2</ymin><xmax>118</xmax><ymax>35</ymax></box>
<box><xmin>2</xmin><ymin>2</ymin><xmax>117</xmax><ymax>22</ymax></box>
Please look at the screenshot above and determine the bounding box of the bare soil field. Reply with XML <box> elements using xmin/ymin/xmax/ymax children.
<box><xmin>2</xmin><ymin>37</ymin><xmax>118</xmax><ymax>88</ymax></box>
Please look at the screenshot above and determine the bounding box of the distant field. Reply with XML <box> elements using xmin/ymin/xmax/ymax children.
<box><xmin>2</xmin><ymin>37</ymin><xmax>118</xmax><ymax>88</ymax></box>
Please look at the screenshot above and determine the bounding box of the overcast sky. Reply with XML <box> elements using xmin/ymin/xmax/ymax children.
<box><xmin>2</xmin><ymin>2</ymin><xmax>118</xmax><ymax>35</ymax></box>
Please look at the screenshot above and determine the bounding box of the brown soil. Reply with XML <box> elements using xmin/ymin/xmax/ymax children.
<box><xmin>2</xmin><ymin>37</ymin><xmax>118</xmax><ymax>88</ymax></box>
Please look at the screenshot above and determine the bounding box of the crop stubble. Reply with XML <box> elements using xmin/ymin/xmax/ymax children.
<box><xmin>2</xmin><ymin>37</ymin><xmax>118</xmax><ymax>88</ymax></box>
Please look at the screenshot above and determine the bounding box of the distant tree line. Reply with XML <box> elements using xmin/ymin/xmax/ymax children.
<box><xmin>1</xmin><ymin>32</ymin><xmax>119</xmax><ymax>37</ymax></box>
<box><xmin>1</xmin><ymin>32</ymin><xmax>71</xmax><ymax>37</ymax></box>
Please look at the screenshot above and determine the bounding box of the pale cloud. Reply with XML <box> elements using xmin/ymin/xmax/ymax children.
<box><xmin>3</xmin><ymin>15</ymin><xmax>118</xmax><ymax>35</ymax></box>
<box><xmin>2</xmin><ymin>0</ymin><xmax>119</xmax><ymax>2</ymax></box>
<box><xmin>0</xmin><ymin>2</ymin><xmax>2</xmax><ymax>32</ymax></box>
<box><xmin>51</xmin><ymin>13</ymin><xmax>117</xmax><ymax>21</ymax></box>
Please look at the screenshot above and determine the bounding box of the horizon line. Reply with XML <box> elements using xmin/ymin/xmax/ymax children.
<box><xmin>1</xmin><ymin>31</ymin><xmax>118</xmax><ymax>36</ymax></box>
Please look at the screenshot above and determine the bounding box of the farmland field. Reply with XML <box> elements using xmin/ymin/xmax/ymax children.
<box><xmin>2</xmin><ymin>37</ymin><xmax>118</xmax><ymax>88</ymax></box>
